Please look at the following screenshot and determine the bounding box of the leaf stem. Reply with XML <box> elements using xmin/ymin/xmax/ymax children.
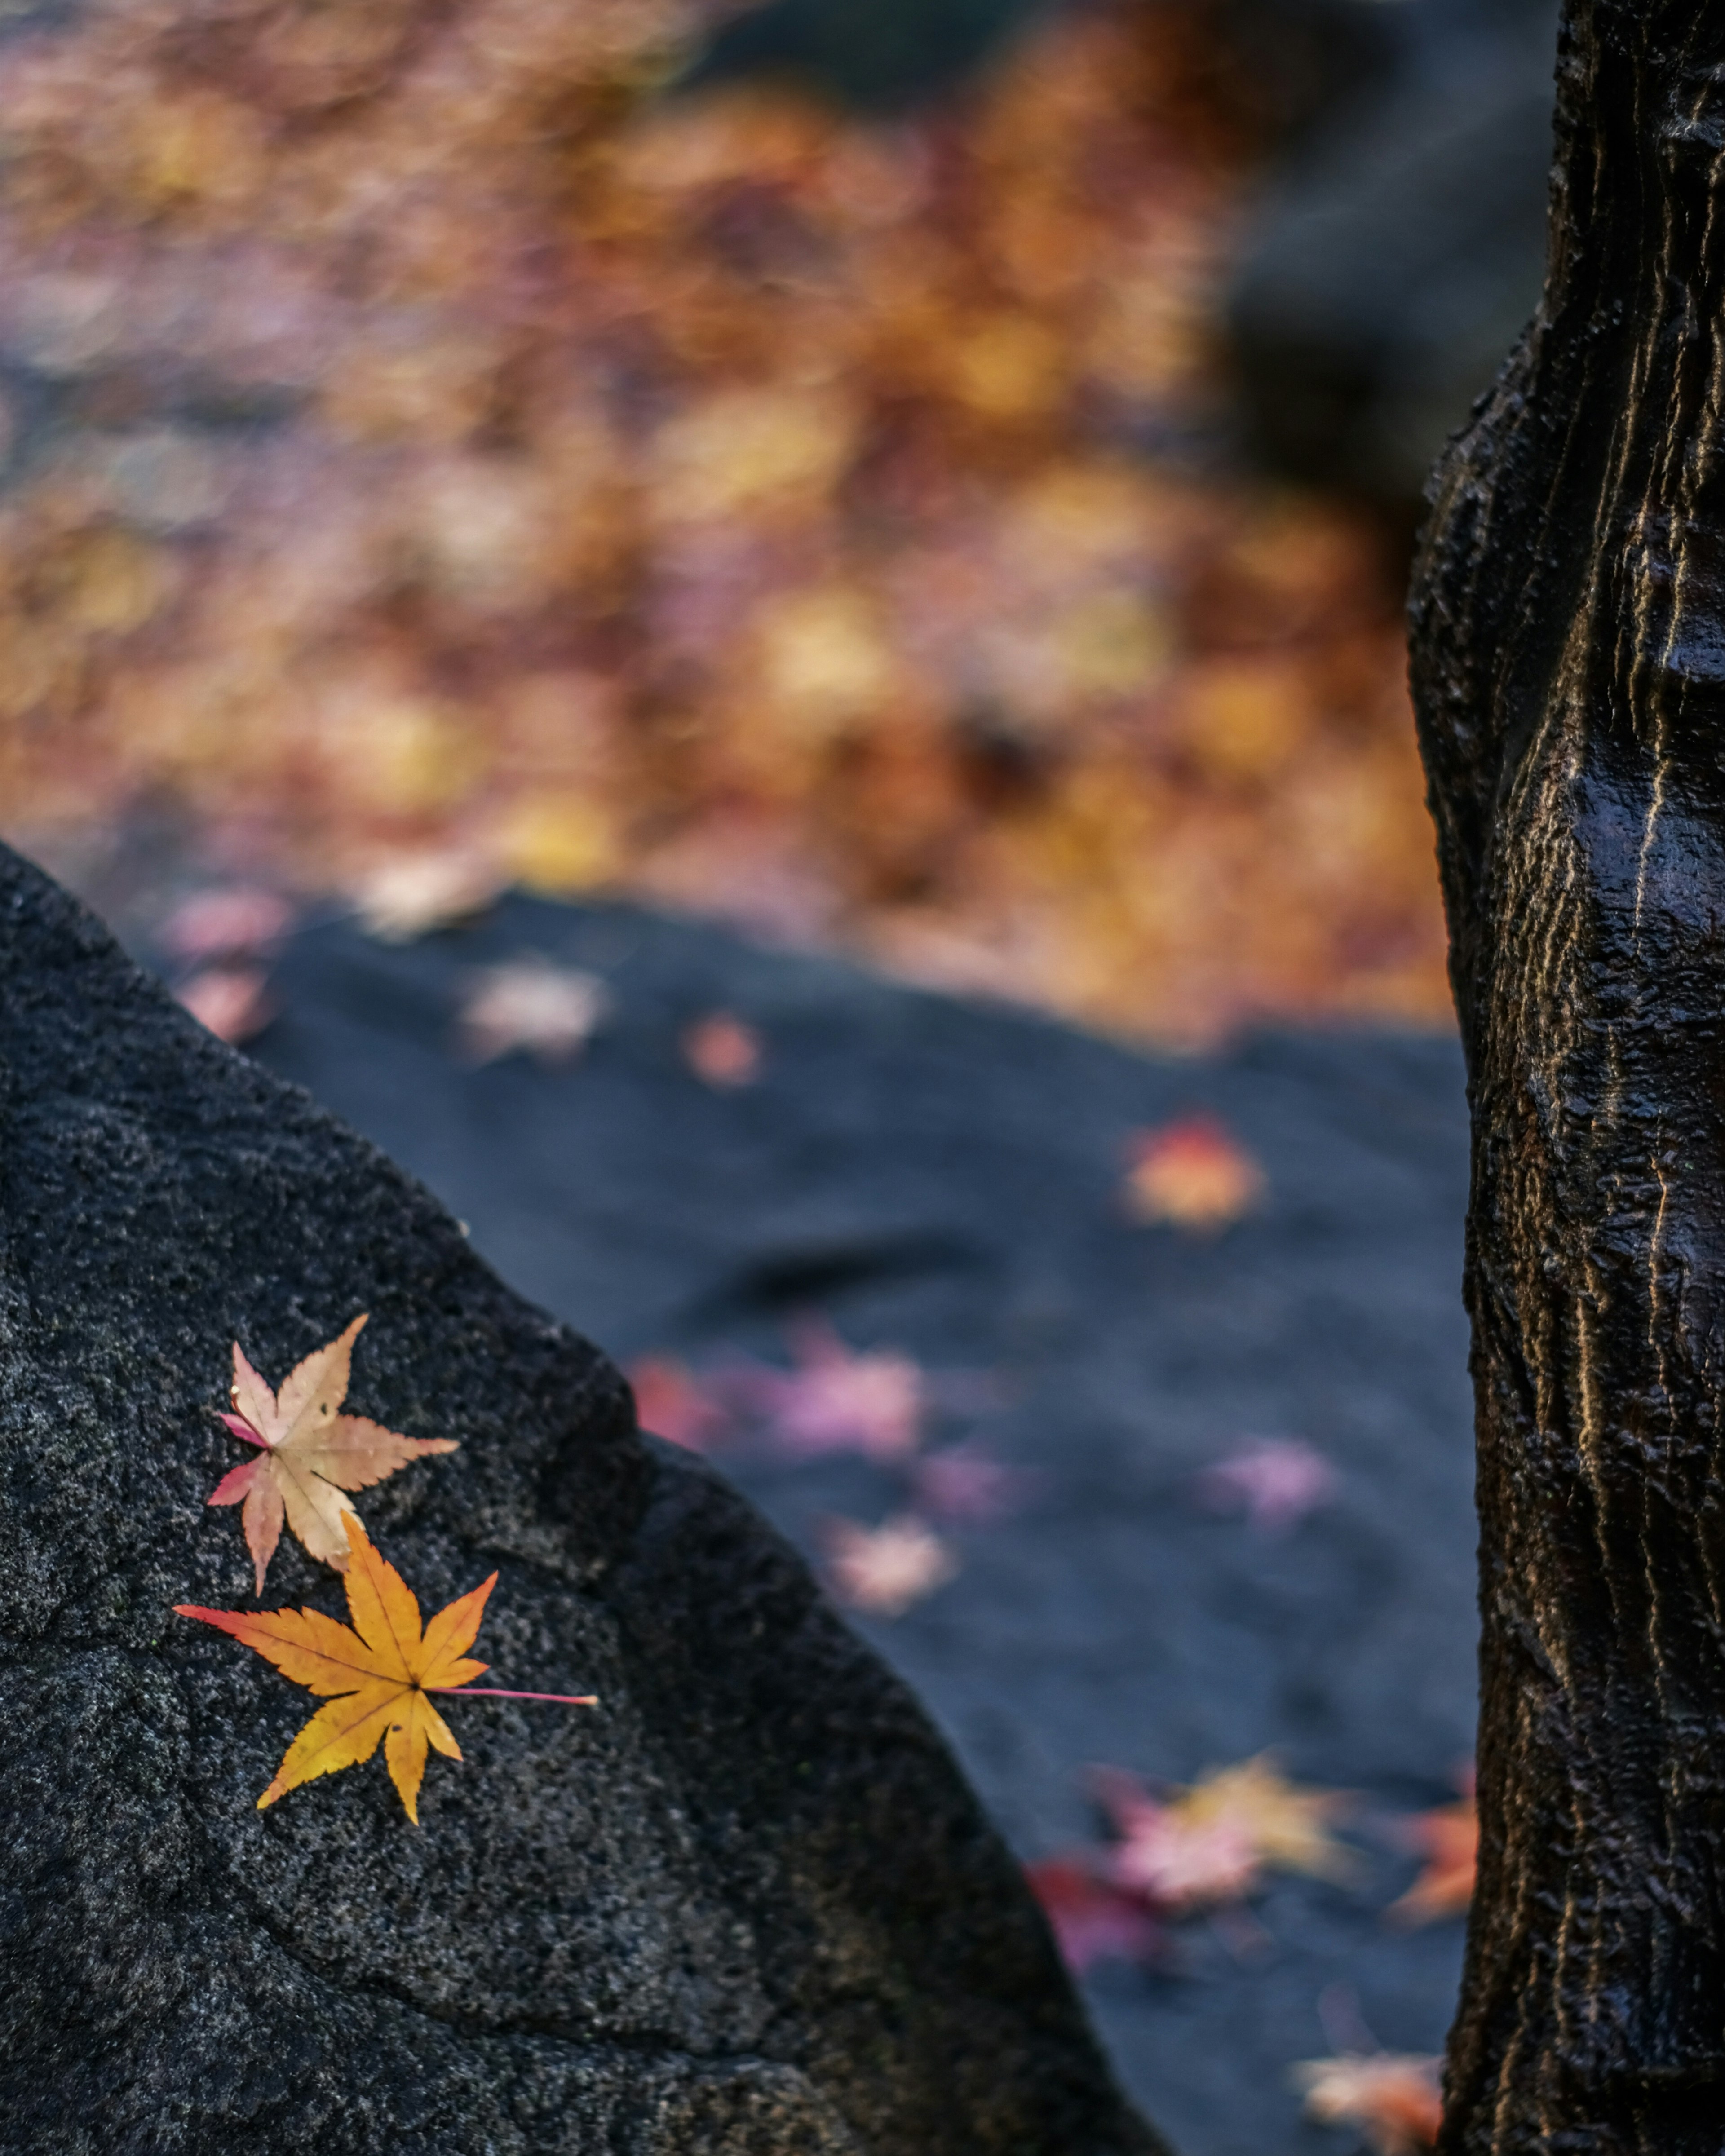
<box><xmin>434</xmin><ymin>1686</ymin><xmax>599</xmax><ymax>1705</ymax></box>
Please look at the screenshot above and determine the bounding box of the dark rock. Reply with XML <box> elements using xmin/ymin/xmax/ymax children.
<box><xmin>0</xmin><ymin>841</ymin><xmax>1163</xmax><ymax>2156</ymax></box>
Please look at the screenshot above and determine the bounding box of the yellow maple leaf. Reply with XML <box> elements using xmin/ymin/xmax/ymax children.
<box><xmin>176</xmin><ymin>1515</ymin><xmax>595</xmax><ymax>1821</ymax></box>
<box><xmin>1172</xmin><ymin>1754</ymin><xmax>1357</xmax><ymax>1882</ymax></box>
<box><xmin>209</xmin><ymin>1314</ymin><xmax>459</xmax><ymax>1594</ymax></box>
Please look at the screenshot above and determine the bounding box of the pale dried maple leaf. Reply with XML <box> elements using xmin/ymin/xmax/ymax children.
<box><xmin>733</xmin><ymin>1319</ymin><xmax>925</xmax><ymax>1462</ymax></box>
<box><xmin>1125</xmin><ymin>1113</ymin><xmax>1265</xmax><ymax>1231</ymax></box>
<box><xmin>459</xmin><ymin>956</ymin><xmax>610</xmax><ymax>1063</ymax></box>
<box><xmin>176</xmin><ymin>963</ymin><xmax>274</xmax><ymax>1044</ymax></box>
<box><xmin>1194</xmin><ymin>1436</ymin><xmax>1337</xmax><ymax>1532</ymax></box>
<box><xmin>210</xmin><ymin>1313</ymin><xmax>459</xmax><ymax>1594</ymax></box>
<box><xmin>1092</xmin><ymin>1754</ymin><xmax>1355</xmax><ymax>1912</ymax></box>
<box><xmin>161</xmin><ymin>885</ymin><xmax>293</xmax><ymax>962</ymax></box>
<box><xmin>823</xmin><ymin>1513</ymin><xmax>957</xmax><ymax>1617</ymax></box>
<box><xmin>177</xmin><ymin>1515</ymin><xmax>596</xmax><ymax>1821</ymax></box>
<box><xmin>1293</xmin><ymin>2052</ymin><xmax>1443</xmax><ymax>2155</ymax></box>
<box><xmin>1096</xmin><ymin>1783</ymin><xmax>1259</xmax><ymax>1913</ymax></box>
<box><xmin>356</xmin><ymin>849</ymin><xmax>501</xmax><ymax>942</ymax></box>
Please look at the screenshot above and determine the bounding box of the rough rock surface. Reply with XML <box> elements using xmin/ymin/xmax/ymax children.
<box><xmin>0</xmin><ymin>842</ymin><xmax>1163</xmax><ymax>2156</ymax></box>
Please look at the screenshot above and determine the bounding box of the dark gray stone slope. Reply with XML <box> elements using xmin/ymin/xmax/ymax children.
<box><xmin>0</xmin><ymin>842</ymin><xmax>1163</xmax><ymax>2156</ymax></box>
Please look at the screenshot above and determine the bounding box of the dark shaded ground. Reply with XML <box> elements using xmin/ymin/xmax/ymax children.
<box><xmin>221</xmin><ymin>891</ymin><xmax>1473</xmax><ymax>2156</ymax></box>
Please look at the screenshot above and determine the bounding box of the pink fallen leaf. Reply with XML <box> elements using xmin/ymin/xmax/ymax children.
<box><xmin>1194</xmin><ymin>1437</ymin><xmax>1337</xmax><ymax>1533</ymax></box>
<box><xmin>1026</xmin><ymin>1856</ymin><xmax>1163</xmax><ymax>1973</ymax></box>
<box><xmin>1293</xmin><ymin>2053</ymin><xmax>1443</xmax><ymax>2155</ymax></box>
<box><xmin>823</xmin><ymin>1512</ymin><xmax>957</xmax><ymax>1617</ymax></box>
<box><xmin>210</xmin><ymin>1313</ymin><xmax>460</xmax><ymax>1594</ymax></box>
<box><xmin>162</xmin><ymin>886</ymin><xmax>294</xmax><ymax>963</ymax></box>
<box><xmin>177</xmin><ymin>963</ymin><xmax>274</xmax><ymax>1044</ymax></box>
<box><xmin>683</xmin><ymin>1011</ymin><xmax>763</xmax><ymax>1087</ymax></box>
<box><xmin>1090</xmin><ymin>1755</ymin><xmax>1356</xmax><ymax>1913</ymax></box>
<box><xmin>1125</xmin><ymin>1113</ymin><xmax>1265</xmax><ymax>1231</ymax></box>
<box><xmin>1094</xmin><ymin>1779</ymin><xmax>1260</xmax><ymax>1913</ymax></box>
<box><xmin>459</xmin><ymin>956</ymin><xmax>610</xmax><ymax>1063</ymax></box>
<box><xmin>628</xmin><ymin>1355</ymin><xmax>731</xmax><ymax>1454</ymax></box>
<box><xmin>732</xmin><ymin>1319</ymin><xmax>925</xmax><ymax>1463</ymax></box>
<box><xmin>911</xmin><ymin>1440</ymin><xmax>1039</xmax><ymax>1523</ymax></box>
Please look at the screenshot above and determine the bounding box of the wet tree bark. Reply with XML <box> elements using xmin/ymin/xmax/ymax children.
<box><xmin>1409</xmin><ymin>4</ymin><xmax>1725</xmax><ymax>2147</ymax></box>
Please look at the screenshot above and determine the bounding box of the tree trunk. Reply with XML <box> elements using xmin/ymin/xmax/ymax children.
<box><xmin>1410</xmin><ymin>4</ymin><xmax>1725</xmax><ymax>2145</ymax></box>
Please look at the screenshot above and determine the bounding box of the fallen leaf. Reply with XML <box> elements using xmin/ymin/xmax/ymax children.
<box><xmin>683</xmin><ymin>1011</ymin><xmax>762</xmax><ymax>1087</ymax></box>
<box><xmin>628</xmin><ymin>1355</ymin><xmax>730</xmax><ymax>1454</ymax></box>
<box><xmin>1292</xmin><ymin>2053</ymin><xmax>1443</xmax><ymax>2156</ymax></box>
<box><xmin>209</xmin><ymin>1313</ymin><xmax>459</xmax><ymax>1593</ymax></box>
<box><xmin>1093</xmin><ymin>1779</ymin><xmax>1259</xmax><ymax>1913</ymax></box>
<box><xmin>1125</xmin><ymin>1114</ymin><xmax>1265</xmax><ymax>1231</ymax></box>
<box><xmin>1026</xmin><ymin>1856</ymin><xmax>1163</xmax><ymax>1973</ymax></box>
<box><xmin>161</xmin><ymin>886</ymin><xmax>293</xmax><ymax>962</ymax></box>
<box><xmin>1389</xmin><ymin>1770</ymin><xmax>1477</xmax><ymax>1925</ymax></box>
<box><xmin>176</xmin><ymin>963</ymin><xmax>274</xmax><ymax>1043</ymax></box>
<box><xmin>823</xmin><ymin>1513</ymin><xmax>957</xmax><ymax>1617</ymax></box>
<box><xmin>731</xmin><ymin>1319</ymin><xmax>924</xmax><ymax>1462</ymax></box>
<box><xmin>459</xmin><ymin>956</ymin><xmax>610</xmax><ymax>1063</ymax></box>
<box><xmin>1091</xmin><ymin>1754</ymin><xmax>1355</xmax><ymax>1912</ymax></box>
<box><xmin>355</xmin><ymin>849</ymin><xmax>501</xmax><ymax>942</ymax></box>
<box><xmin>911</xmin><ymin>1440</ymin><xmax>1039</xmax><ymax>1523</ymax></box>
<box><xmin>1194</xmin><ymin>1437</ymin><xmax>1337</xmax><ymax>1532</ymax></box>
<box><xmin>176</xmin><ymin>1514</ymin><xmax>596</xmax><ymax>1820</ymax></box>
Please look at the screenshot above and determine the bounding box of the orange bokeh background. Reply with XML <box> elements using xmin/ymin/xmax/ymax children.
<box><xmin>0</xmin><ymin>0</ymin><xmax>1450</xmax><ymax>1046</ymax></box>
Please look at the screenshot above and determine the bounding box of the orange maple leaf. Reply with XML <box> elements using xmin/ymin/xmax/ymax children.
<box><xmin>1293</xmin><ymin>2052</ymin><xmax>1443</xmax><ymax>2155</ymax></box>
<box><xmin>210</xmin><ymin>1314</ymin><xmax>459</xmax><ymax>1594</ymax></box>
<box><xmin>176</xmin><ymin>1515</ymin><xmax>596</xmax><ymax>1821</ymax></box>
<box><xmin>1389</xmin><ymin>1771</ymin><xmax>1478</xmax><ymax>1925</ymax></box>
<box><xmin>1125</xmin><ymin>1114</ymin><xmax>1266</xmax><ymax>1232</ymax></box>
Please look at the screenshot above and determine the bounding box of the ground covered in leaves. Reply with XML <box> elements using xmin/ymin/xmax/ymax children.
<box><xmin>0</xmin><ymin>0</ymin><xmax>1446</xmax><ymax>1048</ymax></box>
<box><xmin>177</xmin><ymin>887</ymin><xmax>1478</xmax><ymax>2156</ymax></box>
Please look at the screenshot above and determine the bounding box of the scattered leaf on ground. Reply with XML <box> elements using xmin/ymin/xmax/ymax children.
<box><xmin>823</xmin><ymin>1513</ymin><xmax>957</xmax><ymax>1617</ymax></box>
<box><xmin>628</xmin><ymin>1355</ymin><xmax>731</xmax><ymax>1453</ymax></box>
<box><xmin>911</xmin><ymin>1441</ymin><xmax>1039</xmax><ymax>1523</ymax></box>
<box><xmin>730</xmin><ymin>1319</ymin><xmax>925</xmax><ymax>1462</ymax></box>
<box><xmin>1292</xmin><ymin>2053</ymin><xmax>1443</xmax><ymax>2155</ymax></box>
<box><xmin>459</xmin><ymin>956</ymin><xmax>610</xmax><ymax>1063</ymax></box>
<box><xmin>177</xmin><ymin>963</ymin><xmax>274</xmax><ymax>1044</ymax></box>
<box><xmin>1194</xmin><ymin>1437</ymin><xmax>1337</xmax><ymax>1532</ymax></box>
<box><xmin>1388</xmin><ymin>1769</ymin><xmax>1477</xmax><ymax>1925</ymax></box>
<box><xmin>356</xmin><ymin>850</ymin><xmax>501</xmax><ymax>942</ymax></box>
<box><xmin>177</xmin><ymin>1515</ymin><xmax>597</xmax><ymax>1820</ymax></box>
<box><xmin>162</xmin><ymin>887</ymin><xmax>293</xmax><ymax>963</ymax></box>
<box><xmin>1125</xmin><ymin>1114</ymin><xmax>1265</xmax><ymax>1230</ymax></box>
<box><xmin>1026</xmin><ymin>1856</ymin><xmax>1163</xmax><ymax>1972</ymax></box>
<box><xmin>209</xmin><ymin>1313</ymin><xmax>459</xmax><ymax>1593</ymax></box>
<box><xmin>1091</xmin><ymin>1754</ymin><xmax>1356</xmax><ymax>1912</ymax></box>
<box><xmin>683</xmin><ymin>1012</ymin><xmax>762</xmax><ymax>1087</ymax></box>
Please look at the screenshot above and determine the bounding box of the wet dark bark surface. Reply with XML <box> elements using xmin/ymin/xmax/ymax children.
<box><xmin>1410</xmin><ymin>3</ymin><xmax>1725</xmax><ymax>2144</ymax></box>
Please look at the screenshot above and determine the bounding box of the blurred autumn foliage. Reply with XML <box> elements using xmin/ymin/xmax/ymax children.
<box><xmin>0</xmin><ymin>0</ymin><xmax>1450</xmax><ymax>1045</ymax></box>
